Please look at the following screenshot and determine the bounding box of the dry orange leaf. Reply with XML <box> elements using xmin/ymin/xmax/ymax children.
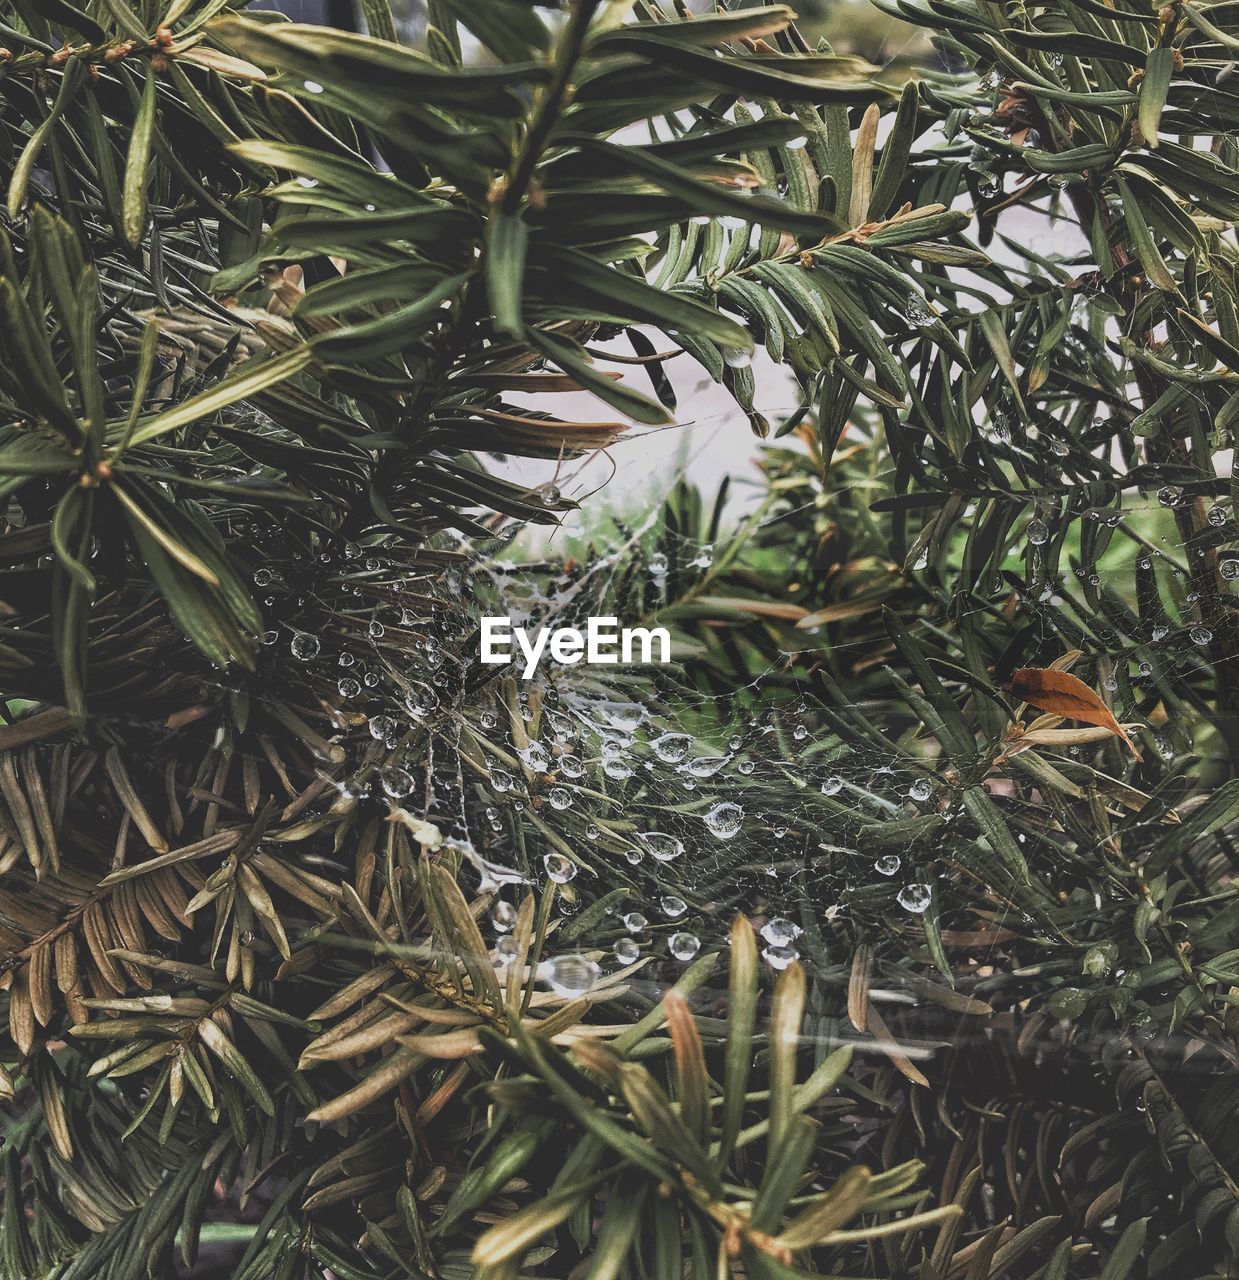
<box><xmin>1006</xmin><ymin>667</ymin><xmax>1141</xmax><ymax>760</ymax></box>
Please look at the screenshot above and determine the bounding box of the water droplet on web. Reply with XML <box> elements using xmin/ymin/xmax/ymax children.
<box><xmin>623</xmin><ymin>912</ymin><xmax>647</xmax><ymax>933</ymax></box>
<box><xmin>897</xmin><ymin>883</ymin><xmax>932</xmax><ymax>913</ymax></box>
<box><xmin>1157</xmin><ymin>485</ymin><xmax>1183</xmax><ymax>507</ymax></box>
<box><xmin>1151</xmin><ymin>623</ymin><xmax>1169</xmax><ymax>642</ymax></box>
<box><xmin>543</xmin><ymin>853</ymin><xmax>577</xmax><ymax>884</ymax></box>
<box><xmin>908</xmin><ymin>778</ymin><xmax>933</xmax><ymax>802</ymax></box>
<box><xmin>738</xmin><ymin>760</ymin><xmax>754</xmax><ymax>776</ymax></box>
<box><xmin>661</xmin><ymin>895</ymin><xmax>688</xmax><ymax>919</ymax></box>
<box><xmin>380</xmin><ymin>767</ymin><xmax>413</xmax><ymax>799</ymax></box>
<box><xmin>691</xmin><ymin>544</ymin><xmax>714</xmax><ymax>569</ymax></box>
<box><xmin>903</xmin><ymin>295</ymin><xmax>934</xmax><ymax>328</ymax></box>
<box><xmin>669</xmin><ymin>931</ymin><xmax>700</xmax><ymax>961</ymax></box>
<box><xmin>1208</xmin><ymin>504</ymin><xmax>1227</xmax><ymax>527</ymax></box>
<box><xmin>763</xmin><ymin>944</ymin><xmax>799</xmax><ymax>970</ymax></box>
<box><xmin>492</xmin><ymin>901</ymin><xmax>517</xmax><ymax>933</ymax></box>
<box><xmin>1190</xmin><ymin>625</ymin><xmax>1213</xmax><ymax>645</ymax></box>
<box><xmin>640</xmin><ymin>831</ymin><xmax>684</xmax><ymax>862</ymax></box>
<box><xmin>874</xmin><ymin>854</ymin><xmax>901</xmax><ymax>876</ymax></box>
<box><xmin>558</xmin><ymin>754</ymin><xmax>585</xmax><ymax>779</ymax></box>
<box><xmin>976</xmin><ymin>170</ymin><xmax>1000</xmax><ymax>198</ymax></box>
<box><xmin>648</xmin><ymin>552</ymin><xmax>668</xmax><ymax>577</ymax></box>
<box><xmin>760</xmin><ymin>917</ymin><xmax>801</xmax><ymax>946</ymax></box>
<box><xmin>291</xmin><ymin>633</ymin><xmax>320</xmax><ymax>660</ymax></box>
<box><xmin>490</xmin><ymin>766</ymin><xmax>513</xmax><ymax>793</ymax></box>
<box><xmin>685</xmin><ymin>755</ymin><xmax>729</xmax><ymax>778</ymax></box>
<box><xmin>651</xmin><ymin>732</ymin><xmax>692</xmax><ymax>763</ymax></box>
<box><xmin>613</xmin><ymin>938</ymin><xmax>640</xmax><ymax>965</ymax></box>
<box><xmin>402</xmin><ymin>683</ymin><xmax>438</xmax><ymax>717</ymax></box>
<box><xmin>338</xmin><ymin>677</ymin><xmax>360</xmax><ymax>698</ymax></box>
<box><xmin>368</xmin><ymin>714</ymin><xmax>396</xmax><ymax>741</ymax></box>
<box><xmin>604</xmin><ymin>757</ymin><xmax>634</xmax><ymax>781</ymax></box>
<box><xmin>519</xmin><ymin>742</ymin><xmax>550</xmax><ymax>772</ymax></box>
<box><xmin>792</xmin><ymin>724</ymin><xmax>809</xmax><ymax>741</ymax></box>
<box><xmin>495</xmin><ymin>936</ymin><xmax>519</xmax><ymax>966</ymax></box>
<box><xmin>704</xmin><ymin>802</ymin><xmax>744</xmax><ymax>839</ymax></box>
<box><xmin>586</xmin><ymin>823</ymin><xmax>600</xmax><ymax>840</ymax></box>
<box><xmin>821</xmin><ymin>776</ymin><xmax>843</xmax><ymax>796</ymax></box>
<box><xmin>722</xmin><ymin>347</ymin><xmax>752</xmax><ymax>369</ymax></box>
<box><xmin>1223</xmin><ymin>560</ymin><xmax>1239</xmax><ymax>581</ymax></box>
<box><xmin>547</xmin><ymin>786</ymin><xmax>573</xmax><ymax>810</ymax></box>
<box><xmin>1026</xmin><ymin>518</ymin><xmax>1049</xmax><ymax>546</ymax></box>
<box><xmin>368</xmin><ymin>620</ymin><xmax>385</xmax><ymax>639</ymax></box>
<box><xmin>539</xmin><ymin>954</ymin><xmax>598</xmax><ymax>995</ymax></box>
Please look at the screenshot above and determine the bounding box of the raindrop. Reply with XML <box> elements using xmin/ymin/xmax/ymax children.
<box><xmin>548</xmin><ymin>786</ymin><xmax>573</xmax><ymax>810</ymax></box>
<box><xmin>669</xmin><ymin>932</ymin><xmax>701</xmax><ymax>961</ymax></box>
<box><xmin>874</xmin><ymin>854</ymin><xmax>901</xmax><ymax>876</ymax></box>
<box><xmin>290</xmin><ymin>633</ymin><xmax>320</xmax><ymax>660</ymax></box>
<box><xmin>640</xmin><ymin>831</ymin><xmax>684</xmax><ymax>862</ymax></box>
<box><xmin>722</xmin><ymin>346</ymin><xmax>752</xmax><ymax>369</ymax></box>
<box><xmin>490</xmin><ymin>766</ymin><xmax>514</xmax><ymax>793</ymax></box>
<box><xmin>338</xmin><ymin>677</ymin><xmax>360</xmax><ymax>698</ymax></box>
<box><xmin>821</xmin><ymin>776</ymin><xmax>843</xmax><ymax>796</ymax></box>
<box><xmin>540</xmin><ymin>955</ymin><xmax>598</xmax><ymax>996</ymax></box>
<box><xmin>492</xmin><ymin>901</ymin><xmax>517</xmax><ymax>933</ymax></box>
<box><xmin>686</xmin><ymin>755</ymin><xmax>729</xmax><ymax>778</ymax></box>
<box><xmin>1026</xmin><ymin>518</ymin><xmax>1049</xmax><ymax>546</ymax></box>
<box><xmin>1190</xmin><ymin>625</ymin><xmax>1213</xmax><ymax>646</ymax></box>
<box><xmin>908</xmin><ymin>778</ymin><xmax>933</xmax><ymax>802</ymax></box>
<box><xmin>543</xmin><ymin>852</ymin><xmax>578</xmax><ymax>884</ymax></box>
<box><xmin>691</xmin><ymin>544</ymin><xmax>714</xmax><ymax>569</ymax></box>
<box><xmin>1157</xmin><ymin>485</ymin><xmax>1183</xmax><ymax>507</ymax></box>
<box><xmin>760</xmin><ymin>917</ymin><xmax>801</xmax><ymax>947</ymax></box>
<box><xmin>559</xmin><ymin>754</ymin><xmax>585</xmax><ymax>778</ymax></box>
<box><xmin>704</xmin><ymin>802</ymin><xmax>744</xmax><ymax>839</ymax></box>
<box><xmin>1223</xmin><ymin>559</ymin><xmax>1239</xmax><ymax>581</ymax></box>
<box><xmin>648</xmin><ymin>552</ymin><xmax>668</xmax><ymax>577</ymax></box>
<box><xmin>495</xmin><ymin>937</ymin><xmax>519</xmax><ymax>966</ymax></box>
<box><xmin>661</xmin><ymin>895</ymin><xmax>688</xmax><ymax>919</ymax></box>
<box><xmin>519</xmin><ymin>742</ymin><xmax>550</xmax><ymax>772</ymax></box>
<box><xmin>613</xmin><ymin>938</ymin><xmax>640</xmax><ymax>965</ymax></box>
<box><xmin>763</xmin><ymin>945</ymin><xmax>799</xmax><ymax>970</ymax></box>
<box><xmin>368</xmin><ymin>714</ymin><xmax>396</xmax><ymax>741</ymax></box>
<box><xmin>303</xmin><ymin>79</ymin><xmax>325</xmax><ymax>93</ymax></box>
<box><xmin>976</xmin><ymin>170</ymin><xmax>1000</xmax><ymax>198</ymax></box>
<box><xmin>897</xmin><ymin>883</ymin><xmax>932</xmax><ymax>914</ymax></box>
<box><xmin>623</xmin><ymin>912</ymin><xmax>647</xmax><ymax>933</ymax></box>
<box><xmin>652</xmin><ymin>732</ymin><xmax>693</xmax><ymax>763</ymax></box>
<box><xmin>1208</xmin><ymin>504</ymin><xmax>1228</xmax><ymax>527</ymax></box>
<box><xmin>380</xmin><ymin>767</ymin><xmax>413</xmax><ymax>799</ymax></box>
<box><xmin>903</xmin><ymin>295</ymin><xmax>934</xmax><ymax>328</ymax></box>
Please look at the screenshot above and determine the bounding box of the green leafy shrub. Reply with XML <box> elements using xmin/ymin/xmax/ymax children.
<box><xmin>2</xmin><ymin>0</ymin><xmax>1239</xmax><ymax>1276</ymax></box>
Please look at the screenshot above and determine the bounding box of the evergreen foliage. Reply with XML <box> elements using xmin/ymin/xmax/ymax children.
<box><xmin>0</xmin><ymin>0</ymin><xmax>1238</xmax><ymax>1275</ymax></box>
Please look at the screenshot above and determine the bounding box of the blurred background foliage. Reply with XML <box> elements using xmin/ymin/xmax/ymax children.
<box><xmin>0</xmin><ymin>0</ymin><xmax>1237</xmax><ymax>1276</ymax></box>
